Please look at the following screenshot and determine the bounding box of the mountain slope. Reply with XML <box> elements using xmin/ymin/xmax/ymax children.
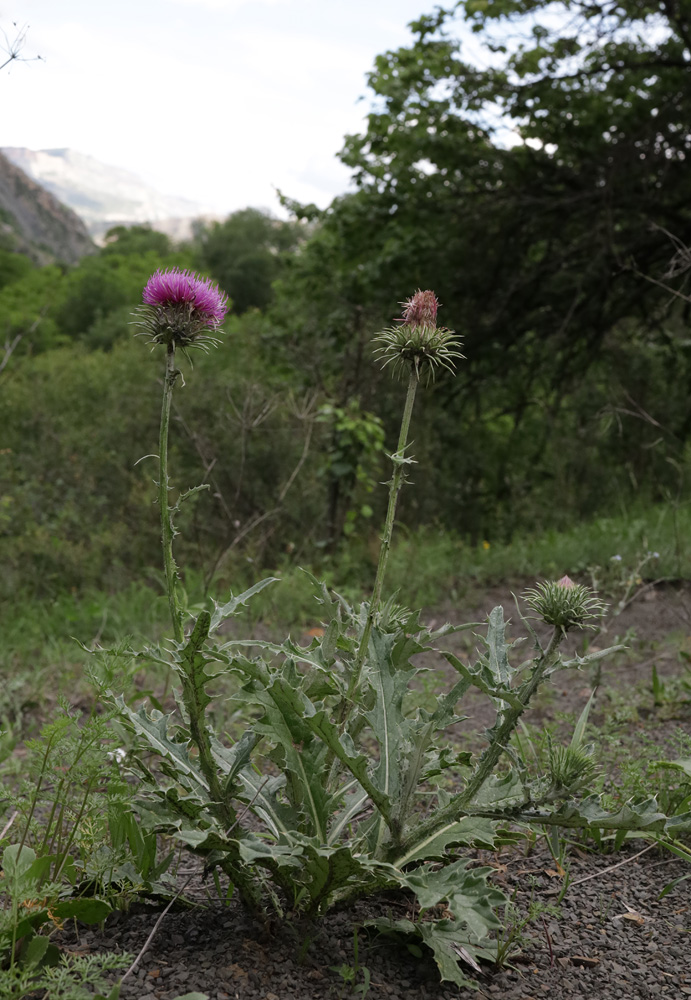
<box><xmin>0</xmin><ymin>150</ymin><xmax>95</xmax><ymax>264</ymax></box>
<box><xmin>1</xmin><ymin>147</ymin><xmax>210</xmax><ymax>240</ymax></box>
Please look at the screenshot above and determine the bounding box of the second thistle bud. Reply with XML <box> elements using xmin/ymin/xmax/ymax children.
<box><xmin>373</xmin><ymin>289</ymin><xmax>463</xmax><ymax>382</ymax></box>
<box><xmin>524</xmin><ymin>577</ymin><xmax>607</xmax><ymax>632</ymax></box>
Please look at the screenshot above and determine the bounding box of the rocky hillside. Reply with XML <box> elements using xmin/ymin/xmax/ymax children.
<box><xmin>0</xmin><ymin>150</ymin><xmax>95</xmax><ymax>265</ymax></box>
<box><xmin>1</xmin><ymin>148</ymin><xmax>212</xmax><ymax>242</ymax></box>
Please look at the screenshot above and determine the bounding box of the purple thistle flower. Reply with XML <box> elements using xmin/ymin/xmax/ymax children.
<box><xmin>133</xmin><ymin>268</ymin><xmax>228</xmax><ymax>350</ymax></box>
<box><xmin>143</xmin><ymin>268</ymin><xmax>228</xmax><ymax>326</ymax></box>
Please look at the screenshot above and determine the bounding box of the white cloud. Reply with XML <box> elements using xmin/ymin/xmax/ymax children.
<box><xmin>164</xmin><ymin>0</ymin><xmax>286</xmax><ymax>9</ymax></box>
<box><xmin>2</xmin><ymin>0</ymin><xmax>427</xmax><ymax>215</ymax></box>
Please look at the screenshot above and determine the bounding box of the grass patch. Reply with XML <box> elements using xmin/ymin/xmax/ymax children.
<box><xmin>2</xmin><ymin>499</ymin><xmax>690</xmax><ymax>724</ymax></box>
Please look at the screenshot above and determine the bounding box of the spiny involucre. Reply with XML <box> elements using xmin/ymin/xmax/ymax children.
<box><xmin>373</xmin><ymin>289</ymin><xmax>463</xmax><ymax>382</ymax></box>
<box><xmin>133</xmin><ymin>267</ymin><xmax>229</xmax><ymax>350</ymax></box>
<box><xmin>524</xmin><ymin>577</ymin><xmax>607</xmax><ymax>632</ymax></box>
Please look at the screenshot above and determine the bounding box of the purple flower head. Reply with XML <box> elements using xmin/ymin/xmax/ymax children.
<box><xmin>133</xmin><ymin>268</ymin><xmax>228</xmax><ymax>350</ymax></box>
<box><xmin>374</xmin><ymin>288</ymin><xmax>463</xmax><ymax>383</ymax></box>
<box><xmin>143</xmin><ymin>269</ymin><xmax>228</xmax><ymax>325</ymax></box>
<box><xmin>400</xmin><ymin>289</ymin><xmax>439</xmax><ymax>328</ymax></box>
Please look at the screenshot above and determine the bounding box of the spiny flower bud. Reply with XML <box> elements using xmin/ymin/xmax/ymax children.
<box><xmin>524</xmin><ymin>578</ymin><xmax>607</xmax><ymax>632</ymax></box>
<box><xmin>401</xmin><ymin>289</ymin><xmax>438</xmax><ymax>326</ymax></box>
<box><xmin>548</xmin><ymin>743</ymin><xmax>599</xmax><ymax>792</ymax></box>
<box><xmin>373</xmin><ymin>289</ymin><xmax>463</xmax><ymax>383</ymax></box>
<box><xmin>132</xmin><ymin>267</ymin><xmax>229</xmax><ymax>350</ymax></box>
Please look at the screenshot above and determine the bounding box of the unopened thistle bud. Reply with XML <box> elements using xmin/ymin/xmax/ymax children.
<box><xmin>401</xmin><ymin>289</ymin><xmax>438</xmax><ymax>326</ymax></box>
<box><xmin>132</xmin><ymin>267</ymin><xmax>229</xmax><ymax>350</ymax></box>
<box><xmin>373</xmin><ymin>289</ymin><xmax>463</xmax><ymax>382</ymax></box>
<box><xmin>548</xmin><ymin>743</ymin><xmax>599</xmax><ymax>792</ymax></box>
<box><xmin>524</xmin><ymin>578</ymin><xmax>606</xmax><ymax>632</ymax></box>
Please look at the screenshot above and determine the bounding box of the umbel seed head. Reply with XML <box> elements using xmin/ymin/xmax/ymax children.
<box><xmin>132</xmin><ymin>267</ymin><xmax>229</xmax><ymax>350</ymax></box>
<box><xmin>373</xmin><ymin>289</ymin><xmax>463</xmax><ymax>382</ymax></box>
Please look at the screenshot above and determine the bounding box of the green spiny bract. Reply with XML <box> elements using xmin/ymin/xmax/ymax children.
<box><xmin>523</xmin><ymin>576</ymin><xmax>606</xmax><ymax>632</ymax></box>
<box><xmin>373</xmin><ymin>289</ymin><xmax>463</xmax><ymax>382</ymax></box>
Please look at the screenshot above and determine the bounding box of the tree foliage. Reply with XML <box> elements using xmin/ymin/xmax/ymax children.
<box><xmin>328</xmin><ymin>0</ymin><xmax>691</xmax><ymax>369</ymax></box>
<box><xmin>273</xmin><ymin>0</ymin><xmax>691</xmax><ymax>538</ymax></box>
<box><xmin>195</xmin><ymin>208</ymin><xmax>302</xmax><ymax>315</ymax></box>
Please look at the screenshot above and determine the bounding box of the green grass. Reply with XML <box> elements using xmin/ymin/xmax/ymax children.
<box><xmin>248</xmin><ymin>497</ymin><xmax>691</xmax><ymax>620</ymax></box>
<box><xmin>2</xmin><ymin>498</ymin><xmax>690</xmax><ymax>729</ymax></box>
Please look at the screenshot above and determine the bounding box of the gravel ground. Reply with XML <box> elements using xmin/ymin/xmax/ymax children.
<box><xmin>56</xmin><ymin>842</ymin><xmax>691</xmax><ymax>999</ymax></box>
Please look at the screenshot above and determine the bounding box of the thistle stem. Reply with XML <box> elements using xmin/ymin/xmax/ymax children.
<box><xmin>159</xmin><ymin>342</ymin><xmax>183</xmax><ymax>643</ymax></box>
<box><xmin>391</xmin><ymin>627</ymin><xmax>564</xmax><ymax>865</ymax></box>
<box><xmin>453</xmin><ymin>627</ymin><xmax>562</xmax><ymax>809</ymax></box>
<box><xmin>348</xmin><ymin>369</ymin><xmax>418</xmax><ymax>700</ymax></box>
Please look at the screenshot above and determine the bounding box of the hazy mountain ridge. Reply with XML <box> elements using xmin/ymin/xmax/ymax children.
<box><xmin>0</xmin><ymin>150</ymin><xmax>95</xmax><ymax>265</ymax></box>
<box><xmin>1</xmin><ymin>148</ymin><xmax>216</xmax><ymax>242</ymax></box>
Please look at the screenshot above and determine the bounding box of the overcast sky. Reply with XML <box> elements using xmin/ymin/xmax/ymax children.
<box><xmin>2</xmin><ymin>0</ymin><xmax>467</xmax><ymax>217</ymax></box>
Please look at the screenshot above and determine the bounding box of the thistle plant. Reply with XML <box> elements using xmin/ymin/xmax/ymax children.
<box><xmin>113</xmin><ymin>284</ymin><xmax>691</xmax><ymax>990</ymax></box>
<box><xmin>131</xmin><ymin>268</ymin><xmax>229</xmax><ymax>643</ymax></box>
<box><xmin>350</xmin><ymin>291</ymin><xmax>463</xmax><ymax>696</ymax></box>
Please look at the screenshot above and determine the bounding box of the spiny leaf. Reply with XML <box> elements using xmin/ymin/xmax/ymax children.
<box><xmin>366</xmin><ymin>917</ymin><xmax>492</xmax><ymax>990</ymax></box>
<box><xmin>401</xmin><ymin>858</ymin><xmax>504</xmax><ymax>935</ymax></box>
<box><xmin>570</xmin><ymin>689</ymin><xmax>596</xmax><ymax>750</ymax></box>
<box><xmin>559</xmin><ymin>644</ymin><xmax>627</xmax><ymax>672</ymax></box>
<box><xmin>393</xmin><ymin>816</ymin><xmax>498</xmax><ymax>867</ymax></box>
<box><xmin>328</xmin><ymin>785</ymin><xmax>371</xmax><ymax>845</ymax></box>
<box><xmin>563</xmin><ymin>794</ymin><xmax>668</xmax><ymax>830</ymax></box>
<box><xmin>393</xmin><ymin>677</ymin><xmax>472</xmax><ymax>831</ymax></box>
<box><xmin>178</xmin><ymin>609</ymin><xmax>213</xmax><ymax>717</ymax></box>
<box><xmin>650</xmin><ymin>757</ymin><xmax>691</xmax><ymax>778</ymax></box>
<box><xmin>232</xmin><ymin>671</ymin><xmax>334</xmax><ymax>840</ymax></box>
<box><xmin>239</xmin><ymin>771</ymin><xmax>301</xmax><ymax>840</ymax></box>
<box><xmin>417</xmin><ymin>920</ymin><xmax>487</xmax><ymax>990</ymax></box>
<box><xmin>486</xmin><ymin>606</ymin><xmax>511</xmax><ymax>686</ymax></box>
<box><xmin>209</xmin><ymin>730</ymin><xmax>262</xmax><ymax>796</ymax></box>
<box><xmin>362</xmin><ymin>628</ymin><xmax>418</xmax><ymax>848</ymax></box>
<box><xmin>219</xmin><ymin>634</ymin><xmax>345</xmax><ymax>679</ymax></box>
<box><xmin>117</xmin><ymin>699</ymin><xmax>209</xmax><ymax>793</ymax></box>
<box><xmin>209</xmin><ymin>577</ymin><xmax>279</xmax><ymax>632</ymax></box>
<box><xmin>297</xmin><ymin>844</ymin><xmax>384</xmax><ymax>910</ymax></box>
<box><xmin>472</xmin><ymin>768</ymin><xmax>525</xmax><ymax>809</ymax></box>
<box><xmin>442</xmin><ymin>651</ymin><xmax>523</xmax><ymax>709</ymax></box>
<box><xmin>236</xmin><ymin>836</ymin><xmax>303</xmax><ymax>867</ymax></box>
<box><xmin>306</xmin><ymin>710</ymin><xmax>392</xmax><ymax>822</ymax></box>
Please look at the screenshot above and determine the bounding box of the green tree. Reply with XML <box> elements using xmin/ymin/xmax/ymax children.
<box><xmin>196</xmin><ymin>208</ymin><xmax>302</xmax><ymax>315</ymax></box>
<box><xmin>273</xmin><ymin>0</ymin><xmax>691</xmax><ymax>539</ymax></box>
<box><xmin>101</xmin><ymin>225</ymin><xmax>173</xmax><ymax>258</ymax></box>
<box><xmin>0</xmin><ymin>265</ymin><xmax>63</xmax><ymax>357</ymax></box>
<box><xmin>335</xmin><ymin>0</ymin><xmax>691</xmax><ymax>374</ymax></box>
<box><xmin>0</xmin><ymin>248</ymin><xmax>32</xmax><ymax>291</ymax></box>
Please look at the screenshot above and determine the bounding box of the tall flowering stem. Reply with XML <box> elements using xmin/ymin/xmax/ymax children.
<box><xmin>159</xmin><ymin>342</ymin><xmax>184</xmax><ymax>642</ymax></box>
<box><xmin>133</xmin><ymin>268</ymin><xmax>228</xmax><ymax>640</ymax></box>
<box><xmin>348</xmin><ymin>291</ymin><xmax>462</xmax><ymax>700</ymax></box>
<box><xmin>348</xmin><ymin>371</ymin><xmax>418</xmax><ymax>699</ymax></box>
